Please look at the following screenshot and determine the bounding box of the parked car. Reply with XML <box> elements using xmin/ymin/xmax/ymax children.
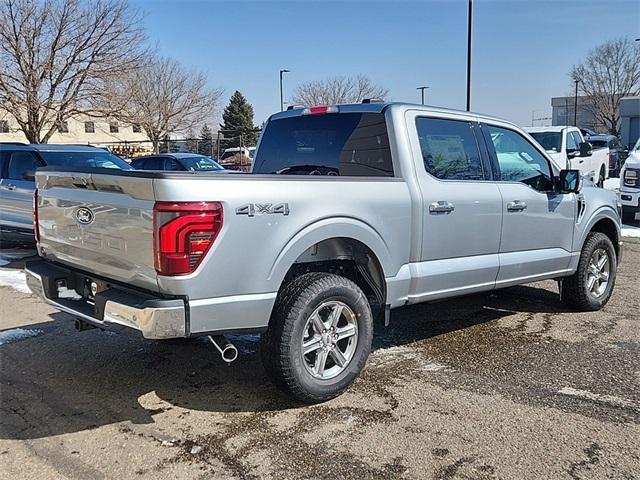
<box><xmin>0</xmin><ymin>143</ymin><xmax>131</xmax><ymax>246</ymax></box>
<box><xmin>130</xmin><ymin>153</ymin><xmax>229</xmax><ymax>172</ymax></box>
<box><xmin>524</xmin><ymin>126</ymin><xmax>610</xmax><ymax>186</ymax></box>
<box><xmin>579</xmin><ymin>127</ymin><xmax>598</xmax><ymax>138</ymax></box>
<box><xmin>585</xmin><ymin>134</ymin><xmax>629</xmax><ymax>177</ymax></box>
<box><xmin>619</xmin><ymin>137</ymin><xmax>640</xmax><ymax>221</ymax></box>
<box><xmin>26</xmin><ymin>103</ymin><xmax>622</xmax><ymax>403</ymax></box>
<box><xmin>219</xmin><ymin>147</ymin><xmax>251</xmax><ymax>161</ymax></box>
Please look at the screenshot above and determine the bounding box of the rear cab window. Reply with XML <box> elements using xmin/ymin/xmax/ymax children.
<box><xmin>253</xmin><ymin>112</ymin><xmax>394</xmax><ymax>177</ymax></box>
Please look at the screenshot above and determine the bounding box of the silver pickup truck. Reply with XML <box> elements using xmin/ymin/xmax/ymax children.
<box><xmin>26</xmin><ymin>102</ymin><xmax>623</xmax><ymax>402</ymax></box>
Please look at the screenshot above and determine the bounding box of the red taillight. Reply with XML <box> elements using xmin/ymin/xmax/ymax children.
<box><xmin>302</xmin><ymin>105</ymin><xmax>339</xmax><ymax>115</ymax></box>
<box><xmin>33</xmin><ymin>189</ymin><xmax>40</xmax><ymax>242</ymax></box>
<box><xmin>153</xmin><ymin>202</ymin><xmax>223</xmax><ymax>276</ymax></box>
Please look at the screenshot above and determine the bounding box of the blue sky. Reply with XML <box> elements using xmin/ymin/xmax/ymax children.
<box><xmin>135</xmin><ymin>0</ymin><xmax>639</xmax><ymax>127</ymax></box>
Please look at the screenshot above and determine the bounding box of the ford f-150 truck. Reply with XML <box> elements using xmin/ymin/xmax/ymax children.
<box><xmin>26</xmin><ymin>103</ymin><xmax>623</xmax><ymax>403</ymax></box>
<box><xmin>524</xmin><ymin>126</ymin><xmax>609</xmax><ymax>186</ymax></box>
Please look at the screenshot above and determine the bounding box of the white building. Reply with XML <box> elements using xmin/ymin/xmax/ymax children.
<box><xmin>0</xmin><ymin>109</ymin><xmax>153</xmax><ymax>157</ymax></box>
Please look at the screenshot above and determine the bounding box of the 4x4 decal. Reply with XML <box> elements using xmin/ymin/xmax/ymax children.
<box><xmin>235</xmin><ymin>203</ymin><xmax>290</xmax><ymax>217</ymax></box>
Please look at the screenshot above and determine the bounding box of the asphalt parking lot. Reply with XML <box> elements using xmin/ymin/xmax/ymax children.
<box><xmin>0</xmin><ymin>238</ymin><xmax>639</xmax><ymax>480</ymax></box>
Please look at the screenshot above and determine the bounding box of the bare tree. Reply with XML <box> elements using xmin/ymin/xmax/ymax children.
<box><xmin>292</xmin><ymin>75</ymin><xmax>388</xmax><ymax>106</ymax></box>
<box><xmin>0</xmin><ymin>0</ymin><xmax>146</xmax><ymax>143</ymax></box>
<box><xmin>571</xmin><ymin>38</ymin><xmax>640</xmax><ymax>135</ymax></box>
<box><xmin>108</xmin><ymin>57</ymin><xmax>223</xmax><ymax>153</ymax></box>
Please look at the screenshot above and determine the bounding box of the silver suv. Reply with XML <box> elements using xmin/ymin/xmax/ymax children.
<box><xmin>0</xmin><ymin>143</ymin><xmax>131</xmax><ymax>246</ymax></box>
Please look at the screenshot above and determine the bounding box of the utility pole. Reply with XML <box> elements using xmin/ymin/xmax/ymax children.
<box><xmin>573</xmin><ymin>79</ymin><xmax>579</xmax><ymax>126</ymax></box>
<box><xmin>466</xmin><ymin>0</ymin><xmax>473</xmax><ymax>111</ymax></box>
<box><xmin>279</xmin><ymin>69</ymin><xmax>290</xmax><ymax>112</ymax></box>
<box><xmin>417</xmin><ymin>86</ymin><xmax>429</xmax><ymax>105</ymax></box>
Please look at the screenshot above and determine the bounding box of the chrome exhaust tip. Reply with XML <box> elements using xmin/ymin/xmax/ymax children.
<box><xmin>208</xmin><ymin>335</ymin><xmax>238</xmax><ymax>364</ymax></box>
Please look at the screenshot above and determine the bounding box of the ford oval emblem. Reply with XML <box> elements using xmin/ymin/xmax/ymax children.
<box><xmin>75</xmin><ymin>207</ymin><xmax>94</xmax><ymax>225</ymax></box>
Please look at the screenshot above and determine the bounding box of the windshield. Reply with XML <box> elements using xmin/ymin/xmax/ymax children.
<box><xmin>181</xmin><ymin>155</ymin><xmax>224</xmax><ymax>171</ymax></box>
<box><xmin>529</xmin><ymin>132</ymin><xmax>562</xmax><ymax>152</ymax></box>
<box><xmin>634</xmin><ymin>138</ymin><xmax>640</xmax><ymax>151</ymax></box>
<box><xmin>39</xmin><ymin>150</ymin><xmax>132</xmax><ymax>169</ymax></box>
<box><xmin>253</xmin><ymin>112</ymin><xmax>393</xmax><ymax>176</ymax></box>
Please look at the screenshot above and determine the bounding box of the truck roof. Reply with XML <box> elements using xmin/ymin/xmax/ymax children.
<box><xmin>270</xmin><ymin>102</ymin><xmax>519</xmax><ymax>128</ymax></box>
<box><xmin>524</xmin><ymin>126</ymin><xmax>574</xmax><ymax>133</ymax></box>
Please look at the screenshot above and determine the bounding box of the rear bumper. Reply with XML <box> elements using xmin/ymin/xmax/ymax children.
<box><xmin>25</xmin><ymin>260</ymin><xmax>186</xmax><ymax>339</ymax></box>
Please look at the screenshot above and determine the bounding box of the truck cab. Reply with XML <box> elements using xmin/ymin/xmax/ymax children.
<box><xmin>524</xmin><ymin>126</ymin><xmax>609</xmax><ymax>186</ymax></box>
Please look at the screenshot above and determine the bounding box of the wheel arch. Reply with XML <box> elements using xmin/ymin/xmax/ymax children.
<box><xmin>578</xmin><ymin>209</ymin><xmax>621</xmax><ymax>260</ymax></box>
<box><xmin>267</xmin><ymin>218</ymin><xmax>394</xmax><ymax>309</ymax></box>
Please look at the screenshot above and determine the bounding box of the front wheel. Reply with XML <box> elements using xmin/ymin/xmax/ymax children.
<box><xmin>561</xmin><ymin>232</ymin><xmax>617</xmax><ymax>311</ymax></box>
<box><xmin>261</xmin><ymin>272</ymin><xmax>373</xmax><ymax>403</ymax></box>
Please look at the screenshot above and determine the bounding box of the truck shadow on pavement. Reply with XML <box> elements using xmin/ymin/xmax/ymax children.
<box><xmin>0</xmin><ymin>283</ymin><xmax>570</xmax><ymax>440</ymax></box>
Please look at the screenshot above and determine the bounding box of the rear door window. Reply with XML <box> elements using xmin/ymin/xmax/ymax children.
<box><xmin>416</xmin><ymin>117</ymin><xmax>485</xmax><ymax>180</ymax></box>
<box><xmin>143</xmin><ymin>157</ymin><xmax>164</xmax><ymax>170</ymax></box>
<box><xmin>253</xmin><ymin>112</ymin><xmax>393</xmax><ymax>176</ymax></box>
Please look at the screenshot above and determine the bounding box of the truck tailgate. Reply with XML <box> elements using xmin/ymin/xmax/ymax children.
<box><xmin>36</xmin><ymin>169</ymin><xmax>158</xmax><ymax>291</ymax></box>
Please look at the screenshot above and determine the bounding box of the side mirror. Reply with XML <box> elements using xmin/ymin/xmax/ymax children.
<box><xmin>579</xmin><ymin>142</ymin><xmax>592</xmax><ymax>157</ymax></box>
<box><xmin>22</xmin><ymin>170</ymin><xmax>35</xmax><ymax>181</ymax></box>
<box><xmin>558</xmin><ymin>169</ymin><xmax>582</xmax><ymax>194</ymax></box>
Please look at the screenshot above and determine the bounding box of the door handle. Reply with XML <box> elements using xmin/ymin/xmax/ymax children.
<box><xmin>507</xmin><ymin>200</ymin><xmax>527</xmax><ymax>212</ymax></box>
<box><xmin>5</xmin><ymin>184</ymin><xmax>17</xmax><ymax>191</ymax></box>
<box><xmin>429</xmin><ymin>201</ymin><xmax>455</xmax><ymax>214</ymax></box>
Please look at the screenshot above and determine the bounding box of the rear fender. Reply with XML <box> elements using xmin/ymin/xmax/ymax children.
<box><xmin>267</xmin><ymin>217</ymin><xmax>395</xmax><ymax>291</ymax></box>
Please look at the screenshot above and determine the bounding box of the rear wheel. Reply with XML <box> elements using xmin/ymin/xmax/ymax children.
<box><xmin>261</xmin><ymin>272</ymin><xmax>373</xmax><ymax>403</ymax></box>
<box><xmin>561</xmin><ymin>232</ymin><xmax>616</xmax><ymax>311</ymax></box>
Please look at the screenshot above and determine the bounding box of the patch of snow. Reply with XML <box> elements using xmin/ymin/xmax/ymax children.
<box><xmin>558</xmin><ymin>386</ymin><xmax>640</xmax><ymax>411</ymax></box>
<box><xmin>190</xmin><ymin>445</ymin><xmax>203</xmax><ymax>455</ymax></box>
<box><xmin>422</xmin><ymin>361</ymin><xmax>448</xmax><ymax>372</ymax></box>
<box><xmin>621</xmin><ymin>225</ymin><xmax>640</xmax><ymax>238</ymax></box>
<box><xmin>0</xmin><ymin>268</ymin><xmax>30</xmax><ymax>293</ymax></box>
<box><xmin>603</xmin><ymin>177</ymin><xmax>619</xmax><ymax>191</ymax></box>
<box><xmin>57</xmin><ymin>286</ymin><xmax>82</xmax><ymax>299</ymax></box>
<box><xmin>0</xmin><ymin>327</ymin><xmax>43</xmax><ymax>345</ymax></box>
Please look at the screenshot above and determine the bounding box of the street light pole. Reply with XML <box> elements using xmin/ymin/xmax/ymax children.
<box><xmin>466</xmin><ymin>0</ymin><xmax>473</xmax><ymax>111</ymax></box>
<box><xmin>417</xmin><ymin>86</ymin><xmax>429</xmax><ymax>105</ymax></box>
<box><xmin>574</xmin><ymin>79</ymin><xmax>579</xmax><ymax>127</ymax></box>
<box><xmin>279</xmin><ymin>69</ymin><xmax>290</xmax><ymax>112</ymax></box>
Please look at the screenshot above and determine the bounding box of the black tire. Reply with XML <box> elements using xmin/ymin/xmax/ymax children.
<box><xmin>561</xmin><ymin>232</ymin><xmax>617</xmax><ymax>311</ymax></box>
<box><xmin>260</xmin><ymin>272</ymin><xmax>373</xmax><ymax>403</ymax></box>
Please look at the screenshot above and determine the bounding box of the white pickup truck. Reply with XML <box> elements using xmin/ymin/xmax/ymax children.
<box><xmin>26</xmin><ymin>103</ymin><xmax>622</xmax><ymax>402</ymax></box>
<box><xmin>524</xmin><ymin>126</ymin><xmax>609</xmax><ymax>186</ymax></box>
<box><xmin>620</xmin><ymin>137</ymin><xmax>640</xmax><ymax>221</ymax></box>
